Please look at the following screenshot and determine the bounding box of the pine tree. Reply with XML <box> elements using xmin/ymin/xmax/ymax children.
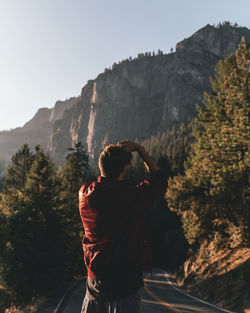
<box><xmin>1</xmin><ymin>144</ymin><xmax>34</xmax><ymax>211</ymax></box>
<box><xmin>3</xmin><ymin>144</ymin><xmax>34</xmax><ymax>194</ymax></box>
<box><xmin>129</xmin><ymin>122</ymin><xmax>193</xmax><ymax>179</ymax></box>
<box><xmin>68</xmin><ymin>141</ymin><xmax>89</xmax><ymax>179</ymax></box>
<box><xmin>60</xmin><ymin>142</ymin><xmax>89</xmax><ymax>278</ymax></box>
<box><xmin>1</xmin><ymin>144</ymin><xmax>34</xmax><ymax>216</ymax></box>
<box><xmin>1</xmin><ymin>146</ymin><xmax>65</xmax><ymax>299</ymax></box>
<box><xmin>123</xmin><ymin>128</ymin><xmax>191</xmax><ymax>267</ymax></box>
<box><xmin>166</xmin><ymin>38</ymin><xmax>250</xmax><ymax>247</ymax></box>
<box><xmin>0</xmin><ymin>145</ymin><xmax>34</xmax><ymax>300</ymax></box>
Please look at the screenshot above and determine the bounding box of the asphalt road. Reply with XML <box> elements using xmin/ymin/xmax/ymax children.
<box><xmin>56</xmin><ymin>269</ymin><xmax>236</xmax><ymax>313</ymax></box>
<box><xmin>140</xmin><ymin>270</ymin><xmax>235</xmax><ymax>313</ymax></box>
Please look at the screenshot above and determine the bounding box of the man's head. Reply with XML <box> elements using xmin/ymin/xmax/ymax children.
<box><xmin>98</xmin><ymin>144</ymin><xmax>132</xmax><ymax>179</ymax></box>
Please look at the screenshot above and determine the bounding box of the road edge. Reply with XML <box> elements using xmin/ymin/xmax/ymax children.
<box><xmin>54</xmin><ymin>279</ymin><xmax>84</xmax><ymax>313</ymax></box>
<box><xmin>162</xmin><ymin>269</ymin><xmax>236</xmax><ymax>313</ymax></box>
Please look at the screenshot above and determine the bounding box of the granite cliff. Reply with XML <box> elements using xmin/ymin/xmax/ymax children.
<box><xmin>0</xmin><ymin>23</ymin><xmax>249</xmax><ymax>168</ymax></box>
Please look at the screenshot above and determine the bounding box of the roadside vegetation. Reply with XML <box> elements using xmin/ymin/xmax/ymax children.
<box><xmin>166</xmin><ymin>38</ymin><xmax>249</xmax><ymax>312</ymax></box>
<box><xmin>0</xmin><ymin>143</ymin><xmax>90</xmax><ymax>312</ymax></box>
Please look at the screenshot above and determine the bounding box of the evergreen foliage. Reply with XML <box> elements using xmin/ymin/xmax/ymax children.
<box><xmin>124</xmin><ymin>123</ymin><xmax>193</xmax><ymax>267</ymax></box>
<box><xmin>127</xmin><ymin>122</ymin><xmax>194</xmax><ymax>181</ymax></box>
<box><xmin>0</xmin><ymin>142</ymin><xmax>91</xmax><ymax>305</ymax></box>
<box><xmin>108</xmin><ymin>48</ymin><xmax>166</xmax><ymax>73</ymax></box>
<box><xmin>166</xmin><ymin>38</ymin><xmax>250</xmax><ymax>247</ymax></box>
<box><xmin>60</xmin><ymin>142</ymin><xmax>89</xmax><ymax>278</ymax></box>
<box><xmin>3</xmin><ymin>144</ymin><xmax>34</xmax><ymax>194</ymax></box>
<box><xmin>0</xmin><ymin>179</ymin><xmax>3</xmax><ymax>192</ymax></box>
<box><xmin>0</xmin><ymin>145</ymin><xmax>34</xmax><ymax>217</ymax></box>
<box><xmin>215</xmin><ymin>21</ymin><xmax>240</xmax><ymax>28</ymax></box>
<box><xmin>0</xmin><ymin>145</ymin><xmax>35</xmax><ymax>303</ymax></box>
<box><xmin>0</xmin><ymin>146</ymin><xmax>66</xmax><ymax>300</ymax></box>
<box><xmin>145</xmin><ymin>198</ymin><xmax>188</xmax><ymax>268</ymax></box>
<box><xmin>68</xmin><ymin>141</ymin><xmax>89</xmax><ymax>179</ymax></box>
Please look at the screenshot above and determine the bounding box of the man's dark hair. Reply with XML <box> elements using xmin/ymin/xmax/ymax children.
<box><xmin>98</xmin><ymin>144</ymin><xmax>132</xmax><ymax>179</ymax></box>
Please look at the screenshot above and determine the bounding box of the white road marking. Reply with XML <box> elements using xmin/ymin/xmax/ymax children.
<box><xmin>162</xmin><ymin>270</ymin><xmax>236</xmax><ymax>313</ymax></box>
<box><xmin>144</xmin><ymin>273</ymin><xmax>181</xmax><ymax>313</ymax></box>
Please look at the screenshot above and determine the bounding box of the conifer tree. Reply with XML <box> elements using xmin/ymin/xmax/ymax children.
<box><xmin>166</xmin><ymin>38</ymin><xmax>250</xmax><ymax>247</ymax></box>
<box><xmin>4</xmin><ymin>144</ymin><xmax>34</xmax><ymax>193</ymax></box>
<box><xmin>1</xmin><ymin>144</ymin><xmax>34</xmax><ymax>214</ymax></box>
<box><xmin>68</xmin><ymin>141</ymin><xmax>89</xmax><ymax>179</ymax></box>
<box><xmin>1</xmin><ymin>146</ymin><xmax>65</xmax><ymax>299</ymax></box>
<box><xmin>60</xmin><ymin>142</ymin><xmax>89</xmax><ymax>278</ymax></box>
<box><xmin>124</xmin><ymin>127</ymin><xmax>192</xmax><ymax>267</ymax></box>
<box><xmin>0</xmin><ymin>145</ymin><xmax>34</xmax><ymax>299</ymax></box>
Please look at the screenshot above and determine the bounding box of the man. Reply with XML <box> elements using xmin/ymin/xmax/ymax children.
<box><xmin>79</xmin><ymin>140</ymin><xmax>167</xmax><ymax>313</ymax></box>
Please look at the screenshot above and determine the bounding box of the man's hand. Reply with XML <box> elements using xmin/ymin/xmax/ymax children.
<box><xmin>117</xmin><ymin>140</ymin><xmax>159</xmax><ymax>173</ymax></box>
<box><xmin>117</xmin><ymin>140</ymin><xmax>141</xmax><ymax>153</ymax></box>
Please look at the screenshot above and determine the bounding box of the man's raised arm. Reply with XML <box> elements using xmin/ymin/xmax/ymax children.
<box><xmin>117</xmin><ymin>140</ymin><xmax>159</xmax><ymax>173</ymax></box>
<box><xmin>118</xmin><ymin>140</ymin><xmax>167</xmax><ymax>208</ymax></box>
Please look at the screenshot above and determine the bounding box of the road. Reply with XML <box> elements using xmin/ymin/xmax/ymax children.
<box><xmin>140</xmin><ymin>270</ymin><xmax>235</xmax><ymax>313</ymax></box>
<box><xmin>56</xmin><ymin>269</ymin><xmax>236</xmax><ymax>313</ymax></box>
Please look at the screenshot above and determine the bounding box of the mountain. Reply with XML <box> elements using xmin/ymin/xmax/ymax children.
<box><xmin>0</xmin><ymin>97</ymin><xmax>79</xmax><ymax>174</ymax></box>
<box><xmin>0</xmin><ymin>23</ymin><xmax>249</xmax><ymax>169</ymax></box>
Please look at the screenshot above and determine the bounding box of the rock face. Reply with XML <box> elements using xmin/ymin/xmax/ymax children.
<box><xmin>48</xmin><ymin>24</ymin><xmax>250</xmax><ymax>164</ymax></box>
<box><xmin>0</xmin><ymin>24</ymin><xmax>249</xmax><ymax>168</ymax></box>
<box><xmin>176</xmin><ymin>24</ymin><xmax>250</xmax><ymax>57</ymax></box>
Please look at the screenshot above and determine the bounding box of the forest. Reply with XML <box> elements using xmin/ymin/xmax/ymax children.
<box><xmin>0</xmin><ymin>38</ymin><xmax>249</xmax><ymax>312</ymax></box>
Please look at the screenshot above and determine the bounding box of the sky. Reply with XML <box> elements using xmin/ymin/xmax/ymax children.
<box><xmin>0</xmin><ymin>0</ymin><xmax>249</xmax><ymax>130</ymax></box>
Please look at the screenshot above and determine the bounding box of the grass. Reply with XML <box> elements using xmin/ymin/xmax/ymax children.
<box><xmin>0</xmin><ymin>284</ymin><xmax>46</xmax><ymax>313</ymax></box>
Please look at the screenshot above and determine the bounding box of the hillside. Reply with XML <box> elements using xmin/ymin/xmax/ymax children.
<box><xmin>178</xmin><ymin>247</ymin><xmax>250</xmax><ymax>313</ymax></box>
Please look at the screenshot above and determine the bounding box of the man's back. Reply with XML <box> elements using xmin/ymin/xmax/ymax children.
<box><xmin>79</xmin><ymin>178</ymin><xmax>136</xmax><ymax>242</ymax></box>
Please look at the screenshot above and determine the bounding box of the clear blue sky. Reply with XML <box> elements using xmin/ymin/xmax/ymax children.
<box><xmin>0</xmin><ymin>0</ymin><xmax>249</xmax><ymax>130</ymax></box>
